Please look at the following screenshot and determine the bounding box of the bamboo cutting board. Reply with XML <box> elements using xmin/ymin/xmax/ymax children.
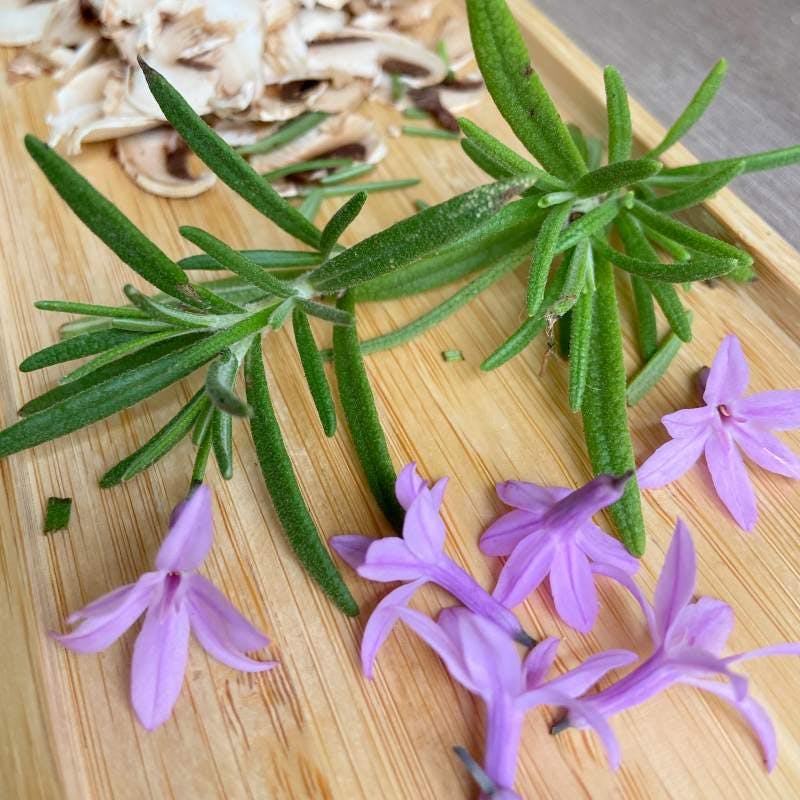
<box><xmin>1</xmin><ymin>2</ymin><xmax>799</xmax><ymax>798</ymax></box>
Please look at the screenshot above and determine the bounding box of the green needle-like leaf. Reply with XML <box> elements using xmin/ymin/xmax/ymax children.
<box><xmin>567</xmin><ymin>123</ymin><xmax>590</xmax><ymax>167</ymax></box>
<box><xmin>644</xmin><ymin>228</ymin><xmax>691</xmax><ymax>262</ymax></box>
<box><xmin>139</xmin><ymin>59</ymin><xmax>321</xmax><ymax>249</ymax></box>
<box><xmin>604</xmin><ymin>66</ymin><xmax>633</xmax><ymax>163</ymax></box>
<box><xmin>180</xmin><ymin>227</ymin><xmax>297</xmax><ymax>300</ymax></box>
<box><xmin>311</xmin><ymin>176</ymin><xmax>537</xmax><ymax>293</ymax></box>
<box><xmin>192</xmin><ymin>399</ymin><xmax>215</xmax><ymax>446</ymax></box>
<box><xmin>458</xmin><ymin>119</ymin><xmax>565</xmax><ymax>189</ymax></box>
<box><xmin>20</xmin><ymin>330</ymin><xmax>140</xmax><ymax>372</ymax></box>
<box><xmin>244</xmin><ymin>339</ymin><xmax>358</xmax><ymax>616</ymax></box>
<box><xmin>100</xmin><ymin>391</ymin><xmax>209</xmax><ymax>487</ymax></box>
<box><xmin>299</xmin><ymin>190</ymin><xmax>324</xmax><ymax>221</ymax></box>
<box><xmin>320</xmin><ymin>192</ymin><xmax>367</xmax><ymax>259</ymax></box>
<box><xmin>528</xmin><ymin>202</ymin><xmax>572</xmax><ymax>315</ymax></box>
<box><xmin>24</xmin><ymin>135</ymin><xmax>199</xmax><ymax>306</ymax></box>
<box><xmin>237</xmin><ymin>112</ymin><xmax>329</xmax><ymax>156</ymax></box>
<box><xmin>0</xmin><ymin>309</ymin><xmax>271</xmax><ymax>458</ymax></box>
<box><xmin>292</xmin><ymin>309</ymin><xmax>336</xmax><ymax>437</ymax></box>
<box><xmin>261</xmin><ymin>158</ymin><xmax>352</xmax><ymax>183</ymax></box>
<box><xmin>581</xmin><ymin>258</ymin><xmax>645</xmax><ymax>555</ymax></box>
<box><xmin>551</xmin><ymin>239</ymin><xmax>592</xmax><ymax>316</ymax></box>
<box><xmin>573</xmin><ymin>159</ymin><xmax>662</xmax><ymax>198</ymax></box>
<box><xmin>124</xmin><ymin>284</ymin><xmax>237</xmax><ymax>329</ymax></box>
<box><xmin>180</xmin><ymin>249</ymin><xmax>322</xmax><ymax>272</ymax></box>
<box><xmin>626</xmin><ymin>318</ymin><xmax>691</xmax><ymax>406</ymax></box>
<box><xmin>332</xmin><ymin>292</ymin><xmax>404</xmax><ymax>531</ymax></box>
<box><xmin>320</xmin><ymin>163</ymin><xmax>375</xmax><ymax>186</ymax></box>
<box><xmin>466</xmin><ymin>0</ymin><xmax>586</xmax><ymax>180</ymax></box>
<box><xmin>659</xmin><ymin>144</ymin><xmax>800</xmax><ymax>178</ymax></box>
<box><xmin>568</xmin><ymin>285</ymin><xmax>594</xmax><ymax>411</ymax></box>
<box><xmin>192</xmin><ymin>422</ymin><xmax>214</xmax><ymax>486</ymax></box>
<box><xmin>646</xmin><ymin>160</ymin><xmax>744</xmax><ymax>212</ymax></box>
<box><xmin>648</xmin><ymin>58</ymin><xmax>727</xmax><ymax>158</ymax></box>
<box><xmin>629</xmin><ymin>276</ymin><xmax>658</xmax><ymax>360</ymax></box>
<box><xmin>34</xmin><ymin>300</ymin><xmax>149</xmax><ymax>321</ymax></box>
<box><xmin>212</xmin><ymin>408</ymin><xmax>234</xmax><ymax>480</ymax></box>
<box><xmin>298</xmin><ymin>300</ymin><xmax>353</xmax><ymax>327</ymax></box>
<box><xmin>554</xmin><ymin>196</ymin><xmax>628</xmax><ymax>255</ymax></box>
<box><xmin>205</xmin><ymin>350</ymin><xmax>251</xmax><ymax>417</ymax></box>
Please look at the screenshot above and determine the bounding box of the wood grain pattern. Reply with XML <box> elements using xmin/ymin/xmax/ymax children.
<box><xmin>1</xmin><ymin>2</ymin><xmax>799</xmax><ymax>797</ymax></box>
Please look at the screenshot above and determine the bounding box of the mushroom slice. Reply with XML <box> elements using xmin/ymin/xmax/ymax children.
<box><xmin>248</xmin><ymin>112</ymin><xmax>386</xmax><ymax>179</ymax></box>
<box><xmin>115</xmin><ymin>127</ymin><xmax>216</xmax><ymax>198</ymax></box>
<box><xmin>306</xmin><ymin>26</ymin><xmax>446</xmax><ymax>88</ymax></box>
<box><xmin>309</xmin><ymin>79</ymin><xmax>370</xmax><ymax>114</ymax></box>
<box><xmin>0</xmin><ymin>1</ymin><xmax>56</xmax><ymax>46</ymax></box>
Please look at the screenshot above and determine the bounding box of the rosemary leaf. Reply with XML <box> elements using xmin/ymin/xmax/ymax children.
<box><xmin>401</xmin><ymin>125</ymin><xmax>461</xmax><ymax>140</ymax></box>
<box><xmin>626</xmin><ymin>318</ymin><xmax>691</xmax><ymax>406</ymax></box>
<box><xmin>20</xmin><ymin>330</ymin><xmax>140</xmax><ymax>373</ymax></box>
<box><xmin>191</xmin><ymin>423</ymin><xmax>214</xmax><ymax>486</ymax></box>
<box><xmin>466</xmin><ymin>0</ymin><xmax>586</xmax><ymax>180</ymax></box>
<box><xmin>180</xmin><ymin>249</ymin><xmax>322</xmax><ymax>271</ymax></box>
<box><xmin>581</xmin><ymin>257</ymin><xmax>645</xmax><ymax>555</ymax></box>
<box><xmin>44</xmin><ymin>497</ymin><xmax>72</xmax><ymax>533</ymax></box>
<box><xmin>567</xmin><ymin>123</ymin><xmax>590</xmax><ymax>168</ymax></box>
<box><xmin>629</xmin><ymin>276</ymin><xmax>658</xmax><ymax>360</ymax></box>
<box><xmin>332</xmin><ymin>292</ymin><xmax>404</xmax><ymax>531</ymax></box>
<box><xmin>34</xmin><ymin>300</ymin><xmax>149</xmax><ymax>321</ymax></box>
<box><xmin>298</xmin><ymin>179</ymin><xmax>420</xmax><ymax>199</ymax></box>
<box><xmin>299</xmin><ymin>190</ymin><xmax>324</xmax><ymax>221</ymax></box>
<box><xmin>124</xmin><ymin>284</ymin><xmax>237</xmax><ymax>329</ymax></box>
<box><xmin>261</xmin><ymin>158</ymin><xmax>352</xmax><ymax>182</ymax></box>
<box><xmin>237</xmin><ymin>112</ymin><xmax>329</xmax><ymax>156</ymax></box>
<box><xmin>100</xmin><ymin>391</ymin><xmax>209</xmax><ymax>487</ymax></box>
<box><xmin>659</xmin><ymin>144</ymin><xmax>800</xmax><ymax>178</ymax></box>
<box><xmin>461</xmin><ymin>137</ymin><xmax>516</xmax><ymax>180</ymax></box>
<box><xmin>212</xmin><ymin>408</ymin><xmax>234</xmax><ymax>480</ymax></box>
<box><xmin>551</xmin><ymin>239</ymin><xmax>592</xmax><ymax>316</ymax></box>
<box><xmin>192</xmin><ymin>399</ymin><xmax>215</xmax><ymax>445</ymax></box>
<box><xmin>644</xmin><ymin>228</ymin><xmax>691</xmax><ymax>261</ymax></box>
<box><xmin>139</xmin><ymin>59</ymin><xmax>321</xmax><ymax>249</ymax></box>
<box><xmin>206</xmin><ymin>350</ymin><xmax>252</xmax><ymax>417</ymax></box>
<box><xmin>268</xmin><ymin>298</ymin><xmax>294</xmax><ymax>330</ymax></box>
<box><xmin>573</xmin><ymin>159</ymin><xmax>662</xmax><ymax>198</ymax></box>
<box><xmin>320</xmin><ymin>163</ymin><xmax>375</xmax><ymax>185</ymax></box>
<box><xmin>298</xmin><ymin>300</ymin><xmax>353</xmax><ymax>327</ymax></box>
<box><xmin>604</xmin><ymin>66</ymin><xmax>633</xmax><ymax>163</ymax></box>
<box><xmin>528</xmin><ymin>202</ymin><xmax>572</xmax><ymax>315</ymax></box>
<box><xmin>311</xmin><ymin>176</ymin><xmax>538</xmax><ymax>293</ymax></box>
<box><xmin>648</xmin><ymin>59</ymin><xmax>727</xmax><ymax>158</ymax></box>
<box><xmin>320</xmin><ymin>192</ymin><xmax>367</xmax><ymax>259</ymax></box>
<box><xmin>180</xmin><ymin>227</ymin><xmax>297</xmax><ymax>299</ymax></box>
<box><xmin>458</xmin><ymin>119</ymin><xmax>565</xmax><ymax>189</ymax></box>
<box><xmin>0</xmin><ymin>309</ymin><xmax>271</xmax><ymax>457</ymax></box>
<box><xmin>24</xmin><ymin>136</ymin><xmax>198</xmax><ymax>306</ymax></box>
<box><xmin>292</xmin><ymin>309</ymin><xmax>336</xmax><ymax>437</ymax></box>
<box><xmin>554</xmin><ymin>195</ymin><xmax>627</xmax><ymax>255</ymax></box>
<box><xmin>568</xmin><ymin>286</ymin><xmax>594</xmax><ymax>410</ymax></box>
<box><xmin>243</xmin><ymin>339</ymin><xmax>358</xmax><ymax>616</ymax></box>
<box><xmin>646</xmin><ymin>160</ymin><xmax>744</xmax><ymax>212</ymax></box>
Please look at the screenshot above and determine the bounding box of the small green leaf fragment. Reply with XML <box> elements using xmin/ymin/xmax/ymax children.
<box><xmin>442</xmin><ymin>350</ymin><xmax>464</xmax><ymax>362</ymax></box>
<box><xmin>320</xmin><ymin>163</ymin><xmax>375</xmax><ymax>186</ymax></box>
<box><xmin>237</xmin><ymin>112</ymin><xmax>330</xmax><ymax>156</ymax></box>
<box><xmin>320</xmin><ymin>192</ymin><xmax>368</xmax><ymax>258</ymax></box>
<box><xmin>401</xmin><ymin>125</ymin><xmax>461</xmax><ymax>140</ymax></box>
<box><xmin>573</xmin><ymin>159</ymin><xmax>662</xmax><ymax>198</ymax></box>
<box><xmin>44</xmin><ymin>497</ymin><xmax>72</xmax><ymax>534</ymax></box>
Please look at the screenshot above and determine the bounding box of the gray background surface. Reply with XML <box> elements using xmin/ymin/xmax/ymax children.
<box><xmin>532</xmin><ymin>0</ymin><xmax>800</xmax><ymax>248</ymax></box>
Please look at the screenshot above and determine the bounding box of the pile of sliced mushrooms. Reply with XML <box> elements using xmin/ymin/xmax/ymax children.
<box><xmin>1</xmin><ymin>0</ymin><xmax>481</xmax><ymax>198</ymax></box>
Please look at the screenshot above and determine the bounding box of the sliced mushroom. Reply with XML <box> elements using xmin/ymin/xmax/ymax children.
<box><xmin>115</xmin><ymin>127</ymin><xmax>216</xmax><ymax>198</ymax></box>
<box><xmin>0</xmin><ymin>1</ymin><xmax>56</xmax><ymax>47</ymax></box>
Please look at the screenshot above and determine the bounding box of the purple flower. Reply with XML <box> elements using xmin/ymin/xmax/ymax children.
<box><xmin>331</xmin><ymin>463</ymin><xmax>535</xmax><ymax>669</ymax></box>
<box><xmin>481</xmin><ymin>473</ymin><xmax>638</xmax><ymax>633</ymax></box>
<box><xmin>638</xmin><ymin>334</ymin><xmax>800</xmax><ymax>530</ymax></box>
<box><xmin>561</xmin><ymin>519</ymin><xmax>800</xmax><ymax>770</ymax></box>
<box><xmin>393</xmin><ymin>606</ymin><xmax>635</xmax><ymax>794</ymax></box>
<box><xmin>52</xmin><ymin>486</ymin><xmax>276</xmax><ymax>730</ymax></box>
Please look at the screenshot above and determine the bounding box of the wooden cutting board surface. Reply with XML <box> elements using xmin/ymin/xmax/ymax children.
<box><xmin>1</xmin><ymin>2</ymin><xmax>799</xmax><ymax>798</ymax></box>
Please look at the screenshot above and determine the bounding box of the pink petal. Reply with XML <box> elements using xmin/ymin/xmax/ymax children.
<box><xmin>496</xmin><ymin>481</ymin><xmax>569</xmax><ymax>513</ymax></box>
<box><xmin>401</xmin><ymin>489</ymin><xmax>445</xmax><ymax>562</ymax></box>
<box><xmin>669</xmin><ymin>646</ymin><xmax>749</xmax><ymax>700</ymax></box>
<box><xmin>590</xmin><ymin>563</ymin><xmax>656</xmax><ymax>642</ymax></box>
<box><xmin>727</xmin><ymin>642</ymin><xmax>800</xmax><ymax>663</ymax></box>
<box><xmin>361</xmin><ymin>579</ymin><xmax>426</xmax><ymax>679</ymax></box>
<box><xmin>666</xmin><ymin>597</ymin><xmax>734</xmax><ymax>656</ymax></box>
<box><xmin>733</xmin><ymin>390</ymin><xmax>800</xmax><ymax>430</ymax></box>
<box><xmin>575</xmin><ymin>523</ymin><xmax>639</xmax><ymax>574</ymax></box>
<box><xmin>440</xmin><ymin>608</ymin><xmax>522</xmax><ymax>698</ymax></box>
<box><xmin>653</xmin><ymin>519</ymin><xmax>696</xmax><ymax>642</ymax></box>
<box><xmin>703</xmin><ymin>334</ymin><xmax>749</xmax><ymax>405</ymax></box>
<box><xmin>704</xmin><ymin>426</ymin><xmax>758</xmax><ymax>530</ymax></box>
<box><xmin>186</xmin><ymin>574</ymin><xmax>269</xmax><ymax>653</ymax></box>
<box><xmin>549</xmin><ymin>544</ymin><xmax>598</xmax><ymax>633</ymax></box>
<box><xmin>544</xmin><ymin>650</ymin><xmax>638</xmax><ymax>698</ymax></box>
<box><xmin>330</xmin><ymin>535</ymin><xmax>374</xmax><ymax>571</ymax></box>
<box><xmin>682</xmin><ymin>677</ymin><xmax>777</xmax><ymax>771</ymax></box>
<box><xmin>491</xmin><ymin>534</ymin><xmax>555</xmax><ymax>609</ymax></box>
<box><xmin>358</xmin><ymin>538</ymin><xmax>426</xmax><ymax>582</ymax></box>
<box><xmin>731</xmin><ymin>424</ymin><xmax>800</xmax><ymax>479</ymax></box>
<box><xmin>522</xmin><ymin>637</ymin><xmax>560</xmax><ymax>690</ymax></box>
<box><xmin>395</xmin><ymin>606</ymin><xmax>479</xmax><ymax>694</ymax></box>
<box><xmin>545</xmin><ymin>474</ymin><xmax>631</xmax><ymax>534</ymax></box>
<box><xmin>395</xmin><ymin>462</ymin><xmax>427</xmax><ymax>510</ymax></box>
<box><xmin>156</xmin><ymin>485</ymin><xmax>213</xmax><ymax>572</ymax></box>
<box><xmin>480</xmin><ymin>509</ymin><xmax>540</xmax><ymax>557</ymax></box>
<box><xmin>662</xmin><ymin>406</ymin><xmax>716</xmax><ymax>438</ymax></box>
<box><xmin>637</xmin><ymin>434</ymin><xmax>707</xmax><ymax>489</ymax></box>
<box><xmin>130</xmin><ymin>600</ymin><xmax>191</xmax><ymax>730</ymax></box>
<box><xmin>52</xmin><ymin>574</ymin><xmax>160</xmax><ymax>654</ymax></box>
